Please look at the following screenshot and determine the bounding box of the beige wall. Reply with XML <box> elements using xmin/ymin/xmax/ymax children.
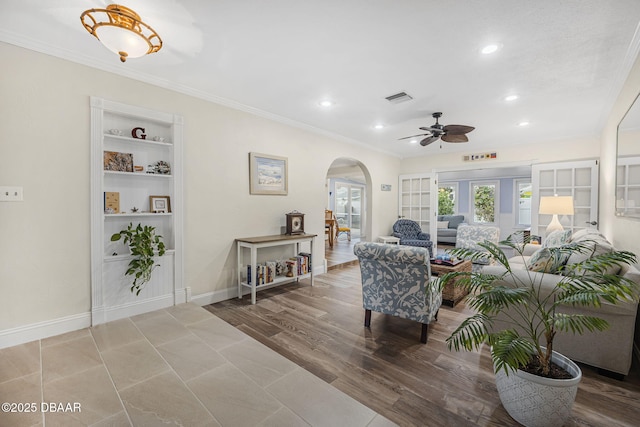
<box><xmin>0</xmin><ymin>42</ymin><xmax>400</xmax><ymax>333</ymax></box>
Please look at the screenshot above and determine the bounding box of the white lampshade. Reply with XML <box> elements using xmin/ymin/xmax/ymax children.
<box><xmin>539</xmin><ymin>196</ymin><xmax>574</xmax><ymax>234</ymax></box>
<box><xmin>95</xmin><ymin>26</ymin><xmax>151</xmax><ymax>59</ymax></box>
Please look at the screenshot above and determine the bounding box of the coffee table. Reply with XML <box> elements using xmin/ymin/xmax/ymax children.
<box><xmin>430</xmin><ymin>259</ymin><xmax>472</xmax><ymax>307</ymax></box>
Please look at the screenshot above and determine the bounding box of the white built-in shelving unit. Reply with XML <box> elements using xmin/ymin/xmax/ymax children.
<box><xmin>90</xmin><ymin>97</ymin><xmax>184</xmax><ymax>325</ymax></box>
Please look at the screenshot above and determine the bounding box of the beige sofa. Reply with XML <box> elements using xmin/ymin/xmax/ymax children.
<box><xmin>483</xmin><ymin>230</ymin><xmax>640</xmax><ymax>377</ymax></box>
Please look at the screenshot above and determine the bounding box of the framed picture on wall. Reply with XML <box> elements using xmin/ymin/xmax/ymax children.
<box><xmin>249</xmin><ymin>152</ymin><xmax>288</xmax><ymax>195</ymax></box>
<box><xmin>149</xmin><ymin>195</ymin><xmax>171</xmax><ymax>213</ymax></box>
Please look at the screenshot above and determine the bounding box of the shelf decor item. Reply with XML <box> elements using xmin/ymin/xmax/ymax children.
<box><xmin>153</xmin><ymin>160</ymin><xmax>171</xmax><ymax>174</ymax></box>
<box><xmin>149</xmin><ymin>195</ymin><xmax>171</xmax><ymax>213</ymax></box>
<box><xmin>111</xmin><ymin>223</ymin><xmax>166</xmax><ymax>295</ymax></box>
<box><xmin>104</xmin><ymin>151</ymin><xmax>133</xmax><ymax>172</ymax></box>
<box><xmin>104</xmin><ymin>191</ymin><xmax>120</xmax><ymax>214</ymax></box>
<box><xmin>285</xmin><ymin>211</ymin><xmax>305</xmax><ymax>235</ymax></box>
<box><xmin>249</xmin><ymin>152</ymin><xmax>288</xmax><ymax>195</ymax></box>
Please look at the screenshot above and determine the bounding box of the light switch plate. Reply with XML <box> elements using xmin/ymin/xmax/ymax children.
<box><xmin>0</xmin><ymin>186</ymin><xmax>24</xmax><ymax>202</ymax></box>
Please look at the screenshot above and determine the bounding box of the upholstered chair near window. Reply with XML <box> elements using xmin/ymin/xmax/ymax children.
<box><xmin>392</xmin><ymin>219</ymin><xmax>434</xmax><ymax>258</ymax></box>
<box><xmin>354</xmin><ymin>242</ymin><xmax>442</xmax><ymax>343</ymax></box>
<box><xmin>454</xmin><ymin>224</ymin><xmax>501</xmax><ymax>271</ymax></box>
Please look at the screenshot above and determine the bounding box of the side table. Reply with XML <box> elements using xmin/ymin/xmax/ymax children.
<box><xmin>430</xmin><ymin>259</ymin><xmax>472</xmax><ymax>307</ymax></box>
<box><xmin>378</xmin><ymin>236</ymin><xmax>400</xmax><ymax>244</ymax></box>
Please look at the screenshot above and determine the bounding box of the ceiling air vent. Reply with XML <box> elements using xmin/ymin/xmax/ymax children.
<box><xmin>385</xmin><ymin>91</ymin><xmax>413</xmax><ymax>104</ymax></box>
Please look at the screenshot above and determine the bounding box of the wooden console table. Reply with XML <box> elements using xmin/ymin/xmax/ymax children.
<box><xmin>236</xmin><ymin>233</ymin><xmax>316</xmax><ymax>304</ymax></box>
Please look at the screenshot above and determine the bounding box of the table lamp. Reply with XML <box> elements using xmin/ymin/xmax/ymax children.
<box><xmin>539</xmin><ymin>195</ymin><xmax>574</xmax><ymax>234</ymax></box>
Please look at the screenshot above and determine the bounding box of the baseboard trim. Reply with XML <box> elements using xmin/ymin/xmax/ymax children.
<box><xmin>92</xmin><ymin>294</ymin><xmax>174</xmax><ymax>325</ymax></box>
<box><xmin>0</xmin><ymin>312</ymin><xmax>91</xmax><ymax>350</ymax></box>
<box><xmin>192</xmin><ymin>268</ymin><xmax>327</xmax><ymax>307</ymax></box>
<box><xmin>191</xmin><ymin>288</ymin><xmax>238</xmax><ymax>306</ymax></box>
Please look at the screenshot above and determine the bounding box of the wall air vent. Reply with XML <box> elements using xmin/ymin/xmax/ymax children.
<box><xmin>385</xmin><ymin>92</ymin><xmax>413</xmax><ymax>104</ymax></box>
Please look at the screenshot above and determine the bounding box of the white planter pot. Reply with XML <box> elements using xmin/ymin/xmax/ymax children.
<box><xmin>494</xmin><ymin>349</ymin><xmax>582</xmax><ymax>427</ymax></box>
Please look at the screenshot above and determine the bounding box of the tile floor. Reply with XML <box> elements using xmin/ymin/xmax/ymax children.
<box><xmin>0</xmin><ymin>303</ymin><xmax>395</xmax><ymax>426</ymax></box>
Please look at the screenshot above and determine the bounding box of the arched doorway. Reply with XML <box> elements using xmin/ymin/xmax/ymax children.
<box><xmin>325</xmin><ymin>158</ymin><xmax>372</xmax><ymax>268</ymax></box>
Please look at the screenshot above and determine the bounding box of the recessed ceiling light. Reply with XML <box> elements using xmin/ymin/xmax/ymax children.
<box><xmin>504</xmin><ymin>95</ymin><xmax>519</xmax><ymax>102</ymax></box>
<box><xmin>410</xmin><ymin>139</ymin><xmax>418</xmax><ymax>144</ymax></box>
<box><xmin>481</xmin><ymin>44</ymin><xmax>500</xmax><ymax>54</ymax></box>
<box><xmin>374</xmin><ymin>124</ymin><xmax>385</xmax><ymax>130</ymax></box>
<box><xmin>318</xmin><ymin>100</ymin><xmax>334</xmax><ymax>107</ymax></box>
<box><xmin>518</xmin><ymin>121</ymin><xmax>530</xmax><ymax>127</ymax></box>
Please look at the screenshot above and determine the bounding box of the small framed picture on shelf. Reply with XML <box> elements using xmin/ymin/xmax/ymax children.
<box><xmin>104</xmin><ymin>151</ymin><xmax>133</xmax><ymax>172</ymax></box>
<box><xmin>149</xmin><ymin>195</ymin><xmax>171</xmax><ymax>213</ymax></box>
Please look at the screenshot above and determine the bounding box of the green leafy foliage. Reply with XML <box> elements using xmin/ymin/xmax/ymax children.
<box><xmin>473</xmin><ymin>185</ymin><xmax>495</xmax><ymax>223</ymax></box>
<box><xmin>111</xmin><ymin>223</ymin><xmax>166</xmax><ymax>295</ymax></box>
<box><xmin>438</xmin><ymin>187</ymin><xmax>455</xmax><ymax>215</ymax></box>
<box><xmin>443</xmin><ymin>235</ymin><xmax>639</xmax><ymax>377</ymax></box>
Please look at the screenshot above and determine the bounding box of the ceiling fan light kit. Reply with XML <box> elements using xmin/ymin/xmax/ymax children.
<box><xmin>80</xmin><ymin>4</ymin><xmax>162</xmax><ymax>62</ymax></box>
<box><xmin>399</xmin><ymin>112</ymin><xmax>475</xmax><ymax>147</ymax></box>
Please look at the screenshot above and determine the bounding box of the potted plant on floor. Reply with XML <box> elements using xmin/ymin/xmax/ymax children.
<box><xmin>441</xmin><ymin>236</ymin><xmax>638</xmax><ymax>427</ymax></box>
<box><xmin>111</xmin><ymin>223</ymin><xmax>166</xmax><ymax>295</ymax></box>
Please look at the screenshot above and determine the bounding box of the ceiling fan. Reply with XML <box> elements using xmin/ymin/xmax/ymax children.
<box><xmin>399</xmin><ymin>112</ymin><xmax>475</xmax><ymax>146</ymax></box>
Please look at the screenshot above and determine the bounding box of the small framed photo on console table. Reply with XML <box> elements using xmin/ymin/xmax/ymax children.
<box><xmin>149</xmin><ymin>195</ymin><xmax>171</xmax><ymax>213</ymax></box>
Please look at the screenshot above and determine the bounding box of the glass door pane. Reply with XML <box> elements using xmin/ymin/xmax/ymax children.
<box><xmin>334</xmin><ymin>183</ymin><xmax>363</xmax><ymax>238</ymax></box>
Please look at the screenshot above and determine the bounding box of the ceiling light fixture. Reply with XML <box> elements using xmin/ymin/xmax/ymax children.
<box><xmin>518</xmin><ymin>121</ymin><xmax>530</xmax><ymax>127</ymax></box>
<box><xmin>504</xmin><ymin>95</ymin><xmax>519</xmax><ymax>102</ymax></box>
<box><xmin>481</xmin><ymin>44</ymin><xmax>500</xmax><ymax>54</ymax></box>
<box><xmin>318</xmin><ymin>100</ymin><xmax>334</xmax><ymax>107</ymax></box>
<box><xmin>374</xmin><ymin>124</ymin><xmax>385</xmax><ymax>130</ymax></box>
<box><xmin>80</xmin><ymin>4</ymin><xmax>162</xmax><ymax>62</ymax></box>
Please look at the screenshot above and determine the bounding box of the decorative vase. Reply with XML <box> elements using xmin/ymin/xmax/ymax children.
<box><xmin>494</xmin><ymin>349</ymin><xmax>582</xmax><ymax>427</ymax></box>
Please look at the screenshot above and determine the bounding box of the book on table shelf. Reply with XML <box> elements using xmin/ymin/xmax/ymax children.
<box><xmin>247</xmin><ymin>252</ymin><xmax>311</xmax><ymax>286</ymax></box>
<box><xmin>247</xmin><ymin>252</ymin><xmax>311</xmax><ymax>285</ymax></box>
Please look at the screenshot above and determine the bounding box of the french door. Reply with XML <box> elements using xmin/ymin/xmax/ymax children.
<box><xmin>398</xmin><ymin>173</ymin><xmax>437</xmax><ymax>248</ymax></box>
<box><xmin>335</xmin><ymin>183</ymin><xmax>363</xmax><ymax>238</ymax></box>
<box><xmin>531</xmin><ymin>160</ymin><xmax>599</xmax><ymax>236</ymax></box>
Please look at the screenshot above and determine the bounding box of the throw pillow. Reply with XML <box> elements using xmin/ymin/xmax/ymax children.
<box><xmin>543</xmin><ymin>229</ymin><xmax>572</xmax><ymax>248</ymax></box>
<box><xmin>527</xmin><ymin>247</ymin><xmax>570</xmax><ymax>273</ymax></box>
<box><xmin>437</xmin><ymin>221</ymin><xmax>449</xmax><ymax>229</ymax></box>
<box><xmin>565</xmin><ymin>230</ymin><xmax>620</xmax><ymax>275</ymax></box>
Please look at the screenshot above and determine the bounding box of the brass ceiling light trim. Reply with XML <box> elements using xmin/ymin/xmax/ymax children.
<box><xmin>80</xmin><ymin>4</ymin><xmax>162</xmax><ymax>62</ymax></box>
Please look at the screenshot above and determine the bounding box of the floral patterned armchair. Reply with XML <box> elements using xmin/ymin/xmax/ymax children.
<box><xmin>454</xmin><ymin>224</ymin><xmax>501</xmax><ymax>271</ymax></box>
<box><xmin>354</xmin><ymin>242</ymin><xmax>442</xmax><ymax>343</ymax></box>
<box><xmin>392</xmin><ymin>219</ymin><xmax>434</xmax><ymax>258</ymax></box>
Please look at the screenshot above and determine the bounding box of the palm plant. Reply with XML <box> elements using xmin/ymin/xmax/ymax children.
<box><xmin>111</xmin><ymin>223</ymin><xmax>166</xmax><ymax>295</ymax></box>
<box><xmin>443</xmin><ymin>236</ymin><xmax>638</xmax><ymax>377</ymax></box>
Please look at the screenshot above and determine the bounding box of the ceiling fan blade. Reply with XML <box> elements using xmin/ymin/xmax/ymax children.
<box><xmin>398</xmin><ymin>133</ymin><xmax>429</xmax><ymax>140</ymax></box>
<box><xmin>441</xmin><ymin>133</ymin><xmax>468</xmax><ymax>143</ymax></box>
<box><xmin>443</xmin><ymin>124</ymin><xmax>475</xmax><ymax>135</ymax></box>
<box><xmin>420</xmin><ymin>135</ymin><xmax>440</xmax><ymax>146</ymax></box>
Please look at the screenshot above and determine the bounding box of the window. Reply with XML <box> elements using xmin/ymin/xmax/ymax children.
<box><xmin>515</xmin><ymin>179</ymin><xmax>532</xmax><ymax>226</ymax></box>
<box><xmin>471</xmin><ymin>181</ymin><xmax>499</xmax><ymax>224</ymax></box>
<box><xmin>438</xmin><ymin>183</ymin><xmax>457</xmax><ymax>215</ymax></box>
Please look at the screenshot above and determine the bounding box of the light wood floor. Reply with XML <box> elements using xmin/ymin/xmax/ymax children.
<box><xmin>207</xmin><ymin>263</ymin><xmax>640</xmax><ymax>427</ymax></box>
<box><xmin>325</xmin><ymin>237</ymin><xmax>358</xmax><ymax>269</ymax></box>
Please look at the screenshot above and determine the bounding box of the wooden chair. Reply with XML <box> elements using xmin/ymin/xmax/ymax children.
<box><xmin>335</xmin><ymin>217</ymin><xmax>351</xmax><ymax>241</ymax></box>
<box><xmin>325</xmin><ymin>210</ymin><xmax>335</xmax><ymax>247</ymax></box>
